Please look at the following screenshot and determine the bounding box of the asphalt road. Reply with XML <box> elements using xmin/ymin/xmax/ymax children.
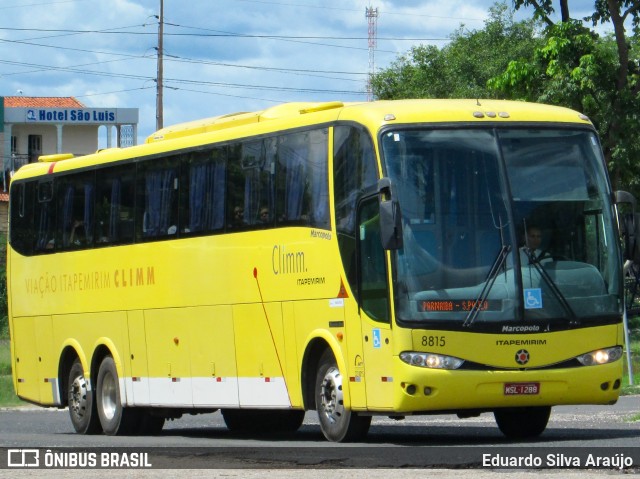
<box><xmin>0</xmin><ymin>396</ymin><xmax>638</xmax><ymax>476</ymax></box>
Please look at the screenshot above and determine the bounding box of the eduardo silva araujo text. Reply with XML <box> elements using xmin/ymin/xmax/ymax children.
<box><xmin>483</xmin><ymin>453</ymin><xmax>633</xmax><ymax>469</ymax></box>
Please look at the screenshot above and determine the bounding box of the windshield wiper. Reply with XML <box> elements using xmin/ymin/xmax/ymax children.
<box><xmin>524</xmin><ymin>252</ymin><xmax>579</xmax><ymax>326</ymax></box>
<box><xmin>463</xmin><ymin>244</ymin><xmax>511</xmax><ymax>328</ymax></box>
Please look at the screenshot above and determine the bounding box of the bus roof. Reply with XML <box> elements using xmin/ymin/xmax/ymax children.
<box><xmin>11</xmin><ymin>99</ymin><xmax>592</xmax><ymax>181</ymax></box>
<box><xmin>146</xmin><ymin>99</ymin><xmax>591</xmax><ymax>144</ymax></box>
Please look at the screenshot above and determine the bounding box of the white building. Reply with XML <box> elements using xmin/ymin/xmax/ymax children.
<box><xmin>0</xmin><ymin>96</ymin><xmax>139</xmax><ymax>234</ymax></box>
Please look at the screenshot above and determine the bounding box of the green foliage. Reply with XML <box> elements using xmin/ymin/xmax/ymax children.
<box><xmin>373</xmin><ymin>1</ymin><xmax>640</xmax><ymax>196</ymax></box>
<box><xmin>491</xmin><ymin>0</ymin><xmax>640</xmax><ymax>195</ymax></box>
<box><xmin>371</xmin><ymin>3</ymin><xmax>543</xmax><ymax>100</ymax></box>
<box><xmin>488</xmin><ymin>20</ymin><xmax>605</xmax><ymax>111</ymax></box>
<box><xmin>0</xmin><ymin>270</ymin><xmax>7</xmax><ymax>340</ymax></box>
<box><xmin>0</xmin><ymin>340</ymin><xmax>21</xmax><ymax>407</ymax></box>
<box><xmin>0</xmin><ymin>375</ymin><xmax>22</xmax><ymax>407</ymax></box>
<box><xmin>0</xmin><ymin>235</ymin><xmax>6</xmax><ymax>340</ymax></box>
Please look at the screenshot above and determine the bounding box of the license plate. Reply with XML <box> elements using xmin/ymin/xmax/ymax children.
<box><xmin>504</xmin><ymin>382</ymin><xmax>540</xmax><ymax>395</ymax></box>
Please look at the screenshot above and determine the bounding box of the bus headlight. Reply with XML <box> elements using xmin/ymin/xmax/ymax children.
<box><xmin>400</xmin><ymin>352</ymin><xmax>464</xmax><ymax>370</ymax></box>
<box><xmin>576</xmin><ymin>346</ymin><xmax>623</xmax><ymax>366</ymax></box>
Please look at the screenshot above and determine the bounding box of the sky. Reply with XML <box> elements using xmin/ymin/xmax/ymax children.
<box><xmin>0</xmin><ymin>0</ymin><xmax>601</xmax><ymax>146</ymax></box>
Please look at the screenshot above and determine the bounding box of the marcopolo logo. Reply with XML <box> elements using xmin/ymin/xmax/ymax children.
<box><xmin>502</xmin><ymin>325</ymin><xmax>540</xmax><ymax>333</ymax></box>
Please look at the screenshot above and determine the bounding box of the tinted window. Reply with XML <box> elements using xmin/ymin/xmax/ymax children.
<box><xmin>137</xmin><ymin>157</ymin><xmax>179</xmax><ymax>240</ymax></box>
<box><xmin>276</xmin><ymin>129</ymin><xmax>329</xmax><ymax>229</ymax></box>
<box><xmin>180</xmin><ymin>148</ymin><xmax>226</xmax><ymax>235</ymax></box>
<box><xmin>34</xmin><ymin>181</ymin><xmax>55</xmax><ymax>252</ymax></box>
<box><xmin>333</xmin><ymin>125</ymin><xmax>378</xmax><ymax>293</ymax></box>
<box><xmin>95</xmin><ymin>164</ymin><xmax>136</xmax><ymax>245</ymax></box>
<box><xmin>56</xmin><ymin>171</ymin><xmax>95</xmax><ymax>250</ymax></box>
<box><xmin>9</xmin><ymin>181</ymin><xmax>36</xmax><ymax>255</ymax></box>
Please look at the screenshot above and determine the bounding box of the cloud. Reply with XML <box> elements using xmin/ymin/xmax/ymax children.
<box><xmin>0</xmin><ymin>0</ymin><xmax>595</xmax><ymax>145</ymax></box>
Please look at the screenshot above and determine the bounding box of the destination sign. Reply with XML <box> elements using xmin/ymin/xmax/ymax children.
<box><xmin>418</xmin><ymin>299</ymin><xmax>501</xmax><ymax>312</ymax></box>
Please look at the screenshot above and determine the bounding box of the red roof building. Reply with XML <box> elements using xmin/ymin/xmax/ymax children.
<box><xmin>4</xmin><ymin>96</ymin><xmax>86</xmax><ymax>108</ymax></box>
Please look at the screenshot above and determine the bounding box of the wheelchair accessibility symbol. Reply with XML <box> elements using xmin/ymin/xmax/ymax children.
<box><xmin>372</xmin><ymin>328</ymin><xmax>381</xmax><ymax>348</ymax></box>
<box><xmin>524</xmin><ymin>288</ymin><xmax>542</xmax><ymax>309</ymax></box>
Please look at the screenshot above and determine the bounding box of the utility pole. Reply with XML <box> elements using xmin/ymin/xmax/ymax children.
<box><xmin>365</xmin><ymin>6</ymin><xmax>378</xmax><ymax>102</ymax></box>
<box><xmin>156</xmin><ymin>0</ymin><xmax>164</xmax><ymax>131</ymax></box>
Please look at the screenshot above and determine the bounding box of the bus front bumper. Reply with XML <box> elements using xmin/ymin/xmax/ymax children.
<box><xmin>392</xmin><ymin>358</ymin><xmax>623</xmax><ymax>413</ymax></box>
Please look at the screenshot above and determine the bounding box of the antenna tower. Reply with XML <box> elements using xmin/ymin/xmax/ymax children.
<box><xmin>366</xmin><ymin>6</ymin><xmax>379</xmax><ymax>102</ymax></box>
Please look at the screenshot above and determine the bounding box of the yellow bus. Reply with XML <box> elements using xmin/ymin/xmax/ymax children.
<box><xmin>8</xmin><ymin>100</ymin><xmax>627</xmax><ymax>441</ymax></box>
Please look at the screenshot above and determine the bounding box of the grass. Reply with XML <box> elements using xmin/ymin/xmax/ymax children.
<box><xmin>0</xmin><ymin>339</ymin><xmax>25</xmax><ymax>407</ymax></box>
<box><xmin>622</xmin><ymin>350</ymin><xmax>640</xmax><ymax>396</ymax></box>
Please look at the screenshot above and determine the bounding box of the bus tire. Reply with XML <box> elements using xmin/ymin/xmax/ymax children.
<box><xmin>315</xmin><ymin>349</ymin><xmax>371</xmax><ymax>442</ymax></box>
<box><xmin>95</xmin><ymin>356</ymin><xmax>137</xmax><ymax>435</ymax></box>
<box><xmin>67</xmin><ymin>358</ymin><xmax>101</xmax><ymax>434</ymax></box>
<box><xmin>221</xmin><ymin>409</ymin><xmax>305</xmax><ymax>434</ymax></box>
<box><xmin>494</xmin><ymin>406</ymin><xmax>551</xmax><ymax>439</ymax></box>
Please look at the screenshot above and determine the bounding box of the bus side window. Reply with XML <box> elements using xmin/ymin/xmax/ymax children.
<box><xmin>276</xmin><ymin>128</ymin><xmax>329</xmax><ymax>229</ymax></box>
<box><xmin>34</xmin><ymin>180</ymin><xmax>54</xmax><ymax>252</ymax></box>
<box><xmin>137</xmin><ymin>157</ymin><xmax>179</xmax><ymax>240</ymax></box>
<box><xmin>180</xmin><ymin>148</ymin><xmax>226</xmax><ymax>235</ymax></box>
<box><xmin>95</xmin><ymin>165</ymin><xmax>135</xmax><ymax>245</ymax></box>
<box><xmin>333</xmin><ymin>125</ymin><xmax>378</xmax><ymax>298</ymax></box>
<box><xmin>226</xmin><ymin>144</ymin><xmax>246</xmax><ymax>230</ymax></box>
<box><xmin>240</xmin><ymin>139</ymin><xmax>274</xmax><ymax>228</ymax></box>
<box><xmin>357</xmin><ymin>196</ymin><xmax>389</xmax><ymax>323</ymax></box>
<box><xmin>9</xmin><ymin>181</ymin><xmax>37</xmax><ymax>256</ymax></box>
<box><xmin>56</xmin><ymin>171</ymin><xmax>95</xmax><ymax>250</ymax></box>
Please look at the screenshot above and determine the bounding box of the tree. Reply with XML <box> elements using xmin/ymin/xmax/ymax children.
<box><xmin>490</xmin><ymin>0</ymin><xmax>640</xmax><ymax>192</ymax></box>
<box><xmin>371</xmin><ymin>3</ymin><xmax>543</xmax><ymax>100</ymax></box>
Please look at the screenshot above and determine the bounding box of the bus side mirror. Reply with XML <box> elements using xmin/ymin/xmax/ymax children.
<box><xmin>378</xmin><ymin>178</ymin><xmax>403</xmax><ymax>250</ymax></box>
<box><xmin>615</xmin><ymin>190</ymin><xmax>640</xmax><ymax>262</ymax></box>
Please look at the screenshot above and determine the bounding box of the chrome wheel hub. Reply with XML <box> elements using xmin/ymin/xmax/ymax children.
<box><xmin>100</xmin><ymin>371</ymin><xmax>118</xmax><ymax>421</ymax></box>
<box><xmin>69</xmin><ymin>376</ymin><xmax>88</xmax><ymax>418</ymax></box>
<box><xmin>320</xmin><ymin>366</ymin><xmax>345</xmax><ymax>424</ymax></box>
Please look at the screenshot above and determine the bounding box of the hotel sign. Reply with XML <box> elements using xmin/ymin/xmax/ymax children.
<box><xmin>27</xmin><ymin>108</ymin><xmax>116</xmax><ymax>123</ymax></box>
<box><xmin>5</xmin><ymin>107</ymin><xmax>138</xmax><ymax>125</ymax></box>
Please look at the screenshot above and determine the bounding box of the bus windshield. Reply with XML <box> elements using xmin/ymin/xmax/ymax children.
<box><xmin>381</xmin><ymin>127</ymin><xmax>622</xmax><ymax>328</ymax></box>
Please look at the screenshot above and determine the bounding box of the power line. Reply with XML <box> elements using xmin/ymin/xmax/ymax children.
<box><xmin>0</xmin><ymin>26</ymin><xmax>448</xmax><ymax>42</ymax></box>
<box><xmin>0</xmin><ymin>59</ymin><xmax>364</xmax><ymax>96</ymax></box>
<box><xmin>74</xmin><ymin>86</ymin><xmax>155</xmax><ymax>98</ymax></box>
<box><xmin>0</xmin><ymin>0</ymin><xmax>90</xmax><ymax>10</ymax></box>
<box><xmin>0</xmin><ymin>37</ymin><xmax>370</xmax><ymax>79</ymax></box>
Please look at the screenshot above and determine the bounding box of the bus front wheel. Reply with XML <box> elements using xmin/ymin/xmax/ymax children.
<box><xmin>67</xmin><ymin>358</ymin><xmax>101</xmax><ymax>434</ymax></box>
<box><xmin>494</xmin><ymin>406</ymin><xmax>551</xmax><ymax>439</ymax></box>
<box><xmin>96</xmin><ymin>356</ymin><xmax>137</xmax><ymax>435</ymax></box>
<box><xmin>314</xmin><ymin>349</ymin><xmax>371</xmax><ymax>442</ymax></box>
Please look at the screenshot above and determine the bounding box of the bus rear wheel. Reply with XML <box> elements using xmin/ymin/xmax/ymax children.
<box><xmin>96</xmin><ymin>356</ymin><xmax>137</xmax><ymax>435</ymax></box>
<box><xmin>494</xmin><ymin>406</ymin><xmax>551</xmax><ymax>439</ymax></box>
<box><xmin>315</xmin><ymin>349</ymin><xmax>371</xmax><ymax>442</ymax></box>
<box><xmin>221</xmin><ymin>409</ymin><xmax>305</xmax><ymax>434</ymax></box>
<box><xmin>67</xmin><ymin>358</ymin><xmax>101</xmax><ymax>434</ymax></box>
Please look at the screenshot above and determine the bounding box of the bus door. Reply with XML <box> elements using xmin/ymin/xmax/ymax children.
<box><xmin>357</xmin><ymin>196</ymin><xmax>394</xmax><ymax>409</ymax></box>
